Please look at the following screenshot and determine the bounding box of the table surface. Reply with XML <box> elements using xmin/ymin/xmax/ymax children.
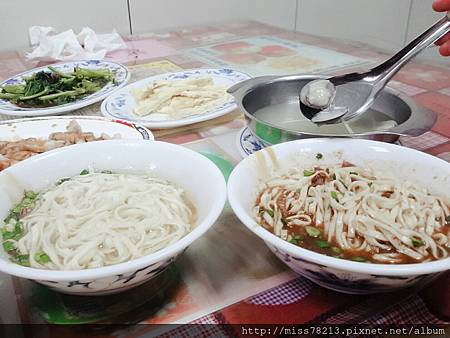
<box><xmin>0</xmin><ymin>21</ymin><xmax>449</xmax><ymax>336</ymax></box>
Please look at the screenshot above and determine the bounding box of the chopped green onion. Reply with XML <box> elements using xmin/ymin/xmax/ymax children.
<box><xmin>2</xmin><ymin>223</ymin><xmax>22</xmax><ymax>241</ymax></box>
<box><xmin>331</xmin><ymin>191</ymin><xmax>338</xmax><ymax>201</ymax></box>
<box><xmin>293</xmin><ymin>235</ymin><xmax>303</xmax><ymax>241</ymax></box>
<box><xmin>331</xmin><ymin>246</ymin><xmax>342</xmax><ymax>254</ymax></box>
<box><xmin>79</xmin><ymin>169</ymin><xmax>89</xmax><ymax>175</ymax></box>
<box><xmin>17</xmin><ymin>254</ymin><xmax>30</xmax><ymax>266</ymax></box>
<box><xmin>101</xmin><ymin>170</ymin><xmax>113</xmax><ymax>174</ymax></box>
<box><xmin>57</xmin><ymin>177</ymin><xmax>71</xmax><ymax>185</ymax></box>
<box><xmin>303</xmin><ymin>169</ymin><xmax>315</xmax><ymax>177</ymax></box>
<box><xmin>266</xmin><ymin>209</ymin><xmax>274</xmax><ymax>218</ymax></box>
<box><xmin>1</xmin><ymin>231</ymin><xmax>16</xmax><ymax>241</ymax></box>
<box><xmin>12</xmin><ymin>205</ymin><xmax>22</xmax><ymax>214</ymax></box>
<box><xmin>316</xmin><ymin>239</ymin><xmax>330</xmax><ymax>248</ymax></box>
<box><xmin>305</xmin><ymin>226</ymin><xmax>321</xmax><ymax>238</ymax></box>
<box><xmin>3</xmin><ymin>211</ymin><xmax>19</xmax><ymax>223</ymax></box>
<box><xmin>315</xmin><ymin>153</ymin><xmax>323</xmax><ymax>160</ymax></box>
<box><xmin>332</xmin><ymin>173</ymin><xmax>336</xmax><ymax>180</ymax></box>
<box><xmin>350</xmin><ymin>256</ymin><xmax>366</xmax><ymax>262</ymax></box>
<box><xmin>34</xmin><ymin>252</ymin><xmax>50</xmax><ymax>264</ymax></box>
<box><xmin>2</xmin><ymin>241</ymin><xmax>14</xmax><ymax>252</ymax></box>
<box><xmin>22</xmin><ymin>198</ymin><xmax>33</xmax><ymax>205</ymax></box>
<box><xmin>14</xmin><ymin>222</ymin><xmax>23</xmax><ymax>233</ymax></box>
<box><xmin>368</xmin><ymin>182</ymin><xmax>373</xmax><ymax>187</ymax></box>
<box><xmin>349</xmin><ymin>171</ymin><xmax>358</xmax><ymax>175</ymax></box>
<box><xmin>411</xmin><ymin>237</ymin><xmax>424</xmax><ymax>247</ymax></box>
<box><xmin>445</xmin><ymin>215</ymin><xmax>450</xmax><ymax>222</ymax></box>
<box><xmin>288</xmin><ymin>238</ymin><xmax>298</xmax><ymax>245</ymax></box>
<box><xmin>25</xmin><ymin>191</ymin><xmax>37</xmax><ymax>199</ymax></box>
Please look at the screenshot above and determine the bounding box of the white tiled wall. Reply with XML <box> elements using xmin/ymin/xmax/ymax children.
<box><xmin>0</xmin><ymin>0</ymin><xmax>449</xmax><ymax>66</ymax></box>
<box><xmin>295</xmin><ymin>0</ymin><xmax>449</xmax><ymax>65</ymax></box>
<box><xmin>0</xmin><ymin>0</ymin><xmax>131</xmax><ymax>51</ymax></box>
<box><xmin>129</xmin><ymin>0</ymin><xmax>297</xmax><ymax>34</ymax></box>
<box><xmin>295</xmin><ymin>0</ymin><xmax>411</xmax><ymax>51</ymax></box>
<box><xmin>406</xmin><ymin>0</ymin><xmax>448</xmax><ymax>63</ymax></box>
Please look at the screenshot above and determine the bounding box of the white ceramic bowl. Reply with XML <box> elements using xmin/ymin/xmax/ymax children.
<box><xmin>0</xmin><ymin>140</ymin><xmax>226</xmax><ymax>295</ymax></box>
<box><xmin>228</xmin><ymin>138</ymin><xmax>450</xmax><ymax>294</ymax></box>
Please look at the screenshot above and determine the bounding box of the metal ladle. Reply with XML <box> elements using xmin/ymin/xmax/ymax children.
<box><xmin>300</xmin><ymin>12</ymin><xmax>450</xmax><ymax>123</ymax></box>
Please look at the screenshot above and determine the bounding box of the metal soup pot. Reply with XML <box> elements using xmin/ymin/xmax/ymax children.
<box><xmin>228</xmin><ymin>75</ymin><xmax>437</xmax><ymax>145</ymax></box>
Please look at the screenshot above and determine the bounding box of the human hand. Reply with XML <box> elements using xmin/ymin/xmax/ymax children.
<box><xmin>433</xmin><ymin>0</ymin><xmax>450</xmax><ymax>56</ymax></box>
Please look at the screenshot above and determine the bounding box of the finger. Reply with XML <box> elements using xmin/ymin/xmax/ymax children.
<box><xmin>436</xmin><ymin>33</ymin><xmax>450</xmax><ymax>46</ymax></box>
<box><xmin>432</xmin><ymin>0</ymin><xmax>450</xmax><ymax>12</ymax></box>
<box><xmin>439</xmin><ymin>42</ymin><xmax>450</xmax><ymax>56</ymax></box>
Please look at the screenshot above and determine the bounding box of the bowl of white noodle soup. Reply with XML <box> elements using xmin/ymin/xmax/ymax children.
<box><xmin>228</xmin><ymin>138</ymin><xmax>450</xmax><ymax>294</ymax></box>
<box><xmin>0</xmin><ymin>140</ymin><xmax>226</xmax><ymax>295</ymax></box>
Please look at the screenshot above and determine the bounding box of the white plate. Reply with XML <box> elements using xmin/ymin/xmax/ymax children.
<box><xmin>0</xmin><ymin>116</ymin><xmax>153</xmax><ymax>142</ymax></box>
<box><xmin>0</xmin><ymin>60</ymin><xmax>130</xmax><ymax>117</ymax></box>
<box><xmin>101</xmin><ymin>68</ymin><xmax>251</xmax><ymax>129</ymax></box>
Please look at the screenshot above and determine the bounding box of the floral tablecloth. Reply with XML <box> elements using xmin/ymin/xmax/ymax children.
<box><xmin>0</xmin><ymin>21</ymin><xmax>449</xmax><ymax>336</ymax></box>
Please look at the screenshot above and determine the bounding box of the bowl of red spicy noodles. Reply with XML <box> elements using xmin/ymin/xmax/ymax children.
<box><xmin>228</xmin><ymin>138</ymin><xmax>450</xmax><ymax>294</ymax></box>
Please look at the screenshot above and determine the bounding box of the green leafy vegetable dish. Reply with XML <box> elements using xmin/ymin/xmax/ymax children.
<box><xmin>0</xmin><ymin>67</ymin><xmax>115</xmax><ymax>108</ymax></box>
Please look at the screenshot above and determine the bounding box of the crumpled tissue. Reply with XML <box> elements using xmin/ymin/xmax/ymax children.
<box><xmin>26</xmin><ymin>26</ymin><xmax>127</xmax><ymax>61</ymax></box>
